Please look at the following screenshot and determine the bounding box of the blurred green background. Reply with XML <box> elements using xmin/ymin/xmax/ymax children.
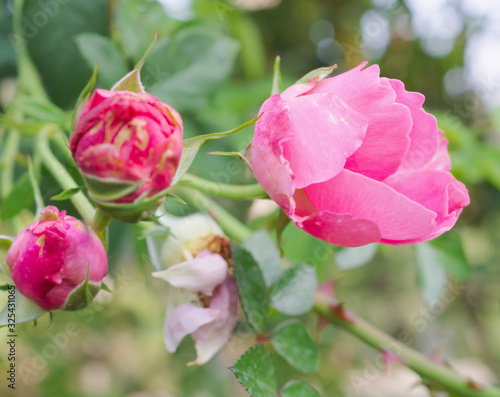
<box><xmin>0</xmin><ymin>0</ymin><xmax>499</xmax><ymax>396</ymax></box>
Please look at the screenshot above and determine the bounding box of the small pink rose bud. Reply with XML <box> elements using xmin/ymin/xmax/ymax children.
<box><xmin>6</xmin><ymin>206</ymin><xmax>108</xmax><ymax>311</ymax></box>
<box><xmin>70</xmin><ymin>89</ymin><xmax>183</xmax><ymax>222</ymax></box>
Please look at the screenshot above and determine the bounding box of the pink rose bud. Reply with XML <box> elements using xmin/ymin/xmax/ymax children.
<box><xmin>70</xmin><ymin>89</ymin><xmax>183</xmax><ymax>222</ymax></box>
<box><xmin>251</xmin><ymin>62</ymin><xmax>470</xmax><ymax>247</ymax></box>
<box><xmin>6</xmin><ymin>206</ymin><xmax>108</xmax><ymax>311</ymax></box>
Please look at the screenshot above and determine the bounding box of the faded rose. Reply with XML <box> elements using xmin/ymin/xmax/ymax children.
<box><xmin>152</xmin><ymin>214</ymin><xmax>239</xmax><ymax>365</ymax></box>
<box><xmin>70</xmin><ymin>89</ymin><xmax>183</xmax><ymax>219</ymax></box>
<box><xmin>251</xmin><ymin>62</ymin><xmax>470</xmax><ymax>247</ymax></box>
<box><xmin>6</xmin><ymin>206</ymin><xmax>108</xmax><ymax>311</ymax></box>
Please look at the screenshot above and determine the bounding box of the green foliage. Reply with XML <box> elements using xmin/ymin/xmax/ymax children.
<box><xmin>281</xmin><ymin>381</ymin><xmax>321</xmax><ymax>397</ymax></box>
<box><xmin>231</xmin><ymin>243</ymin><xmax>269</xmax><ymax>333</ymax></box>
<box><xmin>430</xmin><ymin>234</ymin><xmax>470</xmax><ymax>281</ymax></box>
<box><xmin>144</xmin><ymin>27</ymin><xmax>240</xmax><ymax>112</ymax></box>
<box><xmin>334</xmin><ymin>244</ymin><xmax>378</xmax><ymax>270</ymax></box>
<box><xmin>15</xmin><ymin>96</ymin><xmax>69</xmax><ymax>126</ymax></box>
<box><xmin>271</xmin><ymin>322</ymin><xmax>318</xmax><ymax>374</ymax></box>
<box><xmin>415</xmin><ymin>243</ymin><xmax>448</xmax><ymax>307</ymax></box>
<box><xmin>1</xmin><ymin>172</ymin><xmax>34</xmax><ymax>220</ymax></box>
<box><xmin>111</xmin><ymin>0</ymin><xmax>178</xmax><ymax>64</ymax></box>
<box><xmin>231</xmin><ymin>345</ymin><xmax>277</xmax><ymax>397</ymax></box>
<box><xmin>0</xmin><ymin>235</ymin><xmax>13</xmax><ymax>251</ymax></box>
<box><xmin>0</xmin><ymin>286</ymin><xmax>45</xmax><ymax>326</ymax></box>
<box><xmin>24</xmin><ymin>0</ymin><xmax>108</xmax><ymax>108</ymax></box>
<box><xmin>172</xmin><ymin>116</ymin><xmax>258</xmax><ymax>185</ymax></box>
<box><xmin>75</xmin><ymin>33</ymin><xmax>129</xmax><ymax>89</ymax></box>
<box><xmin>0</xmin><ymin>0</ymin><xmax>15</xmax><ymax>79</ymax></box>
<box><xmin>271</xmin><ymin>264</ymin><xmax>317</xmax><ymax>316</ymax></box>
<box><xmin>295</xmin><ymin>64</ymin><xmax>337</xmax><ymax>85</ymax></box>
<box><xmin>50</xmin><ymin>187</ymin><xmax>82</xmax><ymax>201</ymax></box>
<box><xmin>242</xmin><ymin>230</ymin><xmax>281</xmax><ymax>287</ymax></box>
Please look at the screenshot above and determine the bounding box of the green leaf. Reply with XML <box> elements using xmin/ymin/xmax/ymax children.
<box><xmin>75</xmin><ymin>33</ymin><xmax>129</xmax><ymax>89</ymax></box>
<box><xmin>144</xmin><ymin>27</ymin><xmax>240</xmax><ymax>112</ymax></box>
<box><xmin>0</xmin><ymin>286</ymin><xmax>45</xmax><ymax>326</ymax></box>
<box><xmin>415</xmin><ymin>243</ymin><xmax>447</xmax><ymax>307</ymax></box>
<box><xmin>24</xmin><ymin>0</ymin><xmax>108</xmax><ymax>109</ymax></box>
<box><xmin>50</xmin><ymin>187</ymin><xmax>83</xmax><ymax>201</ymax></box>
<box><xmin>231</xmin><ymin>345</ymin><xmax>277</xmax><ymax>397</ymax></box>
<box><xmin>243</xmin><ymin>231</ymin><xmax>281</xmax><ymax>287</ymax></box>
<box><xmin>231</xmin><ymin>243</ymin><xmax>269</xmax><ymax>333</ymax></box>
<box><xmin>271</xmin><ymin>322</ymin><xmax>318</xmax><ymax>374</ymax></box>
<box><xmin>0</xmin><ymin>235</ymin><xmax>14</xmax><ymax>251</ymax></box>
<box><xmin>171</xmin><ymin>116</ymin><xmax>259</xmax><ymax>185</ymax></box>
<box><xmin>430</xmin><ymin>234</ymin><xmax>470</xmax><ymax>281</ymax></box>
<box><xmin>276</xmin><ymin>210</ymin><xmax>291</xmax><ymax>252</ymax></box>
<box><xmin>0</xmin><ymin>6</ymin><xmax>15</xmax><ymax>79</ymax></box>
<box><xmin>281</xmin><ymin>380</ymin><xmax>321</xmax><ymax>397</ymax></box>
<box><xmin>111</xmin><ymin>0</ymin><xmax>177</xmax><ymax>64</ymax></box>
<box><xmin>101</xmin><ymin>282</ymin><xmax>112</xmax><ymax>293</ymax></box>
<box><xmin>271</xmin><ymin>55</ymin><xmax>282</xmax><ymax>95</ymax></box>
<box><xmin>164</xmin><ymin>193</ymin><xmax>188</xmax><ymax>207</ymax></box>
<box><xmin>335</xmin><ymin>244</ymin><xmax>378</xmax><ymax>270</ymax></box>
<box><xmin>15</xmin><ymin>96</ymin><xmax>69</xmax><ymax>127</ymax></box>
<box><xmin>139</xmin><ymin>225</ymin><xmax>170</xmax><ymax>240</ymax></box>
<box><xmin>271</xmin><ymin>264</ymin><xmax>317</xmax><ymax>316</ymax></box>
<box><xmin>208</xmin><ymin>144</ymin><xmax>253</xmax><ymax>171</ymax></box>
<box><xmin>1</xmin><ymin>172</ymin><xmax>34</xmax><ymax>221</ymax></box>
<box><xmin>72</xmin><ymin>64</ymin><xmax>99</xmax><ymax>130</ymax></box>
<box><xmin>295</xmin><ymin>64</ymin><xmax>337</xmax><ymax>86</ymax></box>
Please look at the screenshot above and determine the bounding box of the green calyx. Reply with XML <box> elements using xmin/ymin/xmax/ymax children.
<box><xmin>63</xmin><ymin>279</ymin><xmax>102</xmax><ymax>311</ymax></box>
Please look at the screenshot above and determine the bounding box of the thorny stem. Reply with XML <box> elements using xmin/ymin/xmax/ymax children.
<box><xmin>314</xmin><ymin>299</ymin><xmax>500</xmax><ymax>397</ymax></box>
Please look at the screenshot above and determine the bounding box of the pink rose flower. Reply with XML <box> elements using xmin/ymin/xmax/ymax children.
<box><xmin>70</xmin><ymin>89</ymin><xmax>183</xmax><ymax>204</ymax></box>
<box><xmin>251</xmin><ymin>62</ymin><xmax>470</xmax><ymax>247</ymax></box>
<box><xmin>6</xmin><ymin>206</ymin><xmax>108</xmax><ymax>311</ymax></box>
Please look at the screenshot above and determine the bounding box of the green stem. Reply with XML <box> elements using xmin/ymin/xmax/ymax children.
<box><xmin>179</xmin><ymin>173</ymin><xmax>267</xmax><ymax>200</ymax></box>
<box><xmin>36</xmin><ymin>132</ymin><xmax>95</xmax><ymax>224</ymax></box>
<box><xmin>1</xmin><ymin>130</ymin><xmax>20</xmax><ymax>199</ymax></box>
<box><xmin>92</xmin><ymin>209</ymin><xmax>111</xmax><ymax>233</ymax></box>
<box><xmin>176</xmin><ymin>188</ymin><xmax>252</xmax><ymax>243</ymax></box>
<box><xmin>314</xmin><ymin>300</ymin><xmax>500</xmax><ymax>397</ymax></box>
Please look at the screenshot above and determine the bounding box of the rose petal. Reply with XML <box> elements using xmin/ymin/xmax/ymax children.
<box><xmin>383</xmin><ymin>170</ymin><xmax>469</xmax><ymax>244</ymax></box>
<box><xmin>304</xmin><ymin>169</ymin><xmax>437</xmax><ymax>242</ymax></box>
<box><xmin>153</xmin><ymin>250</ymin><xmax>227</xmax><ymax>295</ymax></box>
<box><xmin>251</xmin><ymin>94</ymin><xmax>296</xmax><ymax>210</ymax></box>
<box><xmin>425</xmin><ymin>130</ymin><xmax>451</xmax><ymax>171</ymax></box>
<box><xmin>299</xmin><ymin>210</ymin><xmax>382</xmax><ymax>247</ymax></box>
<box><xmin>282</xmin><ymin>93</ymin><xmax>368</xmax><ymax>189</ymax></box>
<box><xmin>190</xmin><ymin>277</ymin><xmax>239</xmax><ymax>365</ymax></box>
<box><xmin>384</xmin><ymin>78</ymin><xmax>439</xmax><ymax>172</ymax></box>
<box><xmin>310</xmin><ymin>63</ymin><xmax>412</xmax><ymax>181</ymax></box>
<box><xmin>163</xmin><ymin>303</ymin><xmax>219</xmax><ymax>353</ymax></box>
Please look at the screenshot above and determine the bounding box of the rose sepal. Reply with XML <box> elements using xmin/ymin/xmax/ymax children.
<box><xmin>90</xmin><ymin>186</ymin><xmax>174</xmax><ymax>223</ymax></box>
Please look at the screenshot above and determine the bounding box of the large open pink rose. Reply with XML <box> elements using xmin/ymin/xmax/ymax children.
<box><xmin>251</xmin><ymin>62</ymin><xmax>470</xmax><ymax>247</ymax></box>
